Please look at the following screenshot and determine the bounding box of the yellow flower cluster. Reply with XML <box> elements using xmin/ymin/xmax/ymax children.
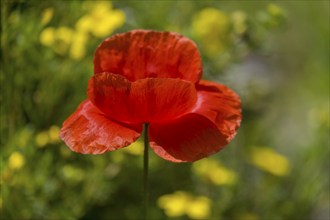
<box><xmin>250</xmin><ymin>147</ymin><xmax>291</xmax><ymax>176</ymax></box>
<box><xmin>193</xmin><ymin>158</ymin><xmax>237</xmax><ymax>185</ymax></box>
<box><xmin>40</xmin><ymin>26</ymin><xmax>77</xmax><ymax>56</ymax></box>
<box><xmin>192</xmin><ymin>8</ymin><xmax>231</xmax><ymax>57</ymax></box>
<box><xmin>8</xmin><ymin>152</ymin><xmax>25</xmax><ymax>170</ymax></box>
<box><xmin>39</xmin><ymin>2</ymin><xmax>125</xmax><ymax>60</ymax></box>
<box><xmin>77</xmin><ymin>2</ymin><xmax>125</xmax><ymax>38</ymax></box>
<box><xmin>35</xmin><ymin>125</ymin><xmax>60</xmax><ymax>148</ymax></box>
<box><xmin>192</xmin><ymin>4</ymin><xmax>283</xmax><ymax>58</ymax></box>
<box><xmin>157</xmin><ymin>191</ymin><xmax>211</xmax><ymax>219</ymax></box>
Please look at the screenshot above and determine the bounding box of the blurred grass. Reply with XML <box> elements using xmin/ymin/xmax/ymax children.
<box><xmin>1</xmin><ymin>0</ymin><xmax>329</xmax><ymax>220</ymax></box>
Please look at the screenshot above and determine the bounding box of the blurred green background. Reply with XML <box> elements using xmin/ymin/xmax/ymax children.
<box><xmin>1</xmin><ymin>0</ymin><xmax>329</xmax><ymax>219</ymax></box>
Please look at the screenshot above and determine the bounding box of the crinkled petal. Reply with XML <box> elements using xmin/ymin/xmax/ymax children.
<box><xmin>94</xmin><ymin>30</ymin><xmax>202</xmax><ymax>83</ymax></box>
<box><xmin>193</xmin><ymin>80</ymin><xmax>241</xmax><ymax>141</ymax></box>
<box><xmin>60</xmin><ymin>100</ymin><xmax>142</xmax><ymax>154</ymax></box>
<box><xmin>149</xmin><ymin>114</ymin><xmax>228</xmax><ymax>162</ymax></box>
<box><xmin>88</xmin><ymin>72</ymin><xmax>197</xmax><ymax>124</ymax></box>
<box><xmin>149</xmin><ymin>80</ymin><xmax>241</xmax><ymax>162</ymax></box>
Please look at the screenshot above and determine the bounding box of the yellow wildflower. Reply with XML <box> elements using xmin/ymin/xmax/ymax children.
<box><xmin>40</xmin><ymin>2</ymin><xmax>125</xmax><ymax>58</ymax></box>
<box><xmin>40</xmin><ymin>26</ymin><xmax>74</xmax><ymax>55</ymax></box>
<box><xmin>8</xmin><ymin>152</ymin><xmax>25</xmax><ymax>170</ymax></box>
<box><xmin>75</xmin><ymin>15</ymin><xmax>94</xmax><ymax>33</ymax></box>
<box><xmin>250</xmin><ymin>147</ymin><xmax>291</xmax><ymax>176</ymax></box>
<box><xmin>53</xmin><ymin>26</ymin><xmax>74</xmax><ymax>55</ymax></box>
<box><xmin>41</xmin><ymin>7</ymin><xmax>54</xmax><ymax>25</ymax></box>
<box><xmin>210</xmin><ymin>165</ymin><xmax>237</xmax><ymax>185</ymax></box>
<box><xmin>69</xmin><ymin>31</ymin><xmax>88</xmax><ymax>60</ymax></box>
<box><xmin>40</xmin><ymin>27</ymin><xmax>55</xmax><ymax>46</ymax></box>
<box><xmin>81</xmin><ymin>1</ymin><xmax>112</xmax><ymax>14</ymax></box>
<box><xmin>76</xmin><ymin>2</ymin><xmax>125</xmax><ymax>38</ymax></box>
<box><xmin>186</xmin><ymin>196</ymin><xmax>211</xmax><ymax>219</ymax></box>
<box><xmin>35</xmin><ymin>131</ymin><xmax>49</xmax><ymax>148</ymax></box>
<box><xmin>193</xmin><ymin>158</ymin><xmax>237</xmax><ymax>185</ymax></box>
<box><xmin>90</xmin><ymin>10</ymin><xmax>125</xmax><ymax>38</ymax></box>
<box><xmin>192</xmin><ymin>8</ymin><xmax>231</xmax><ymax>56</ymax></box>
<box><xmin>89</xmin><ymin>1</ymin><xmax>113</xmax><ymax>15</ymax></box>
<box><xmin>157</xmin><ymin>191</ymin><xmax>211</xmax><ymax>219</ymax></box>
<box><xmin>48</xmin><ymin>125</ymin><xmax>60</xmax><ymax>143</ymax></box>
<box><xmin>56</xmin><ymin>26</ymin><xmax>74</xmax><ymax>44</ymax></box>
<box><xmin>158</xmin><ymin>191</ymin><xmax>189</xmax><ymax>217</ymax></box>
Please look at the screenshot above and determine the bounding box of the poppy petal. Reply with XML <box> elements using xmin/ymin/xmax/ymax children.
<box><xmin>149</xmin><ymin>114</ymin><xmax>228</xmax><ymax>162</ymax></box>
<box><xmin>94</xmin><ymin>30</ymin><xmax>202</xmax><ymax>83</ymax></box>
<box><xmin>193</xmin><ymin>80</ymin><xmax>242</xmax><ymax>141</ymax></box>
<box><xmin>88</xmin><ymin>72</ymin><xmax>197</xmax><ymax>124</ymax></box>
<box><xmin>149</xmin><ymin>80</ymin><xmax>241</xmax><ymax>162</ymax></box>
<box><xmin>60</xmin><ymin>100</ymin><xmax>142</xmax><ymax>154</ymax></box>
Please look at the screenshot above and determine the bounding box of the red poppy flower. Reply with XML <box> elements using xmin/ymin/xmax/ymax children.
<box><xmin>60</xmin><ymin>30</ymin><xmax>241</xmax><ymax>162</ymax></box>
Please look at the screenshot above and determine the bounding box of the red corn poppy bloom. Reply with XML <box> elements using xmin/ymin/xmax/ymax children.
<box><xmin>60</xmin><ymin>30</ymin><xmax>241</xmax><ymax>162</ymax></box>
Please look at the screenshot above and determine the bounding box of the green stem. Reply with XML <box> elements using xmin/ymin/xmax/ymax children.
<box><xmin>143</xmin><ymin>123</ymin><xmax>149</xmax><ymax>220</ymax></box>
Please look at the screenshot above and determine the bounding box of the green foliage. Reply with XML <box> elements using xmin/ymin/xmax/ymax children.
<box><xmin>1</xmin><ymin>1</ymin><xmax>329</xmax><ymax>220</ymax></box>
